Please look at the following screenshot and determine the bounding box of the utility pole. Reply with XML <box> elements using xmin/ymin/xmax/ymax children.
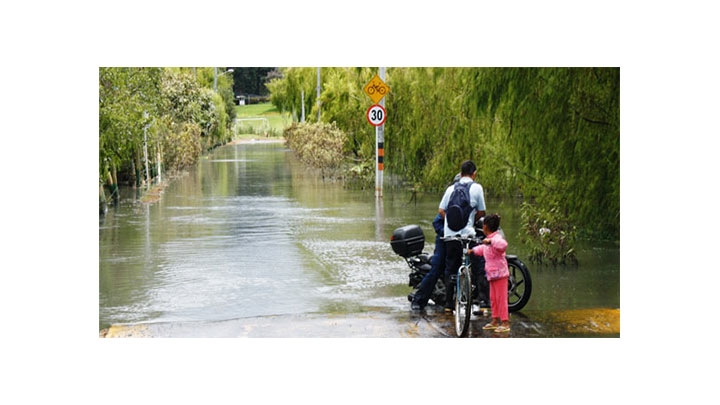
<box><xmin>316</xmin><ymin>67</ymin><xmax>321</xmax><ymax>122</ymax></box>
<box><xmin>301</xmin><ymin>90</ymin><xmax>305</xmax><ymax>122</ymax></box>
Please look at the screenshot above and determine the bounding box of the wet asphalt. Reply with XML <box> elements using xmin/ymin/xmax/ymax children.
<box><xmin>101</xmin><ymin>307</ymin><xmax>619</xmax><ymax>338</ymax></box>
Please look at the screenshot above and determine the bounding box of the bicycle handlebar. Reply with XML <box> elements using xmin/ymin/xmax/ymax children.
<box><xmin>443</xmin><ymin>235</ymin><xmax>484</xmax><ymax>245</ymax></box>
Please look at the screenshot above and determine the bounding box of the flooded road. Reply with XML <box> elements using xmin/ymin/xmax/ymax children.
<box><xmin>103</xmin><ymin>308</ymin><xmax>619</xmax><ymax>337</ymax></box>
<box><xmin>100</xmin><ymin>141</ymin><xmax>620</xmax><ymax>337</ymax></box>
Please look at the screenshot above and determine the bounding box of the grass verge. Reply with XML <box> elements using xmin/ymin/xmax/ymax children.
<box><xmin>234</xmin><ymin>102</ymin><xmax>291</xmax><ymax>137</ymax></box>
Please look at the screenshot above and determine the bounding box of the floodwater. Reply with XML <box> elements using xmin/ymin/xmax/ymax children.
<box><xmin>99</xmin><ymin>141</ymin><xmax>620</xmax><ymax>337</ymax></box>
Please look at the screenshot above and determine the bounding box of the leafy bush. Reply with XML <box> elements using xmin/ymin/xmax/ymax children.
<box><xmin>519</xmin><ymin>201</ymin><xmax>578</xmax><ymax>265</ymax></box>
<box><xmin>160</xmin><ymin>121</ymin><xmax>202</xmax><ymax>172</ymax></box>
<box><xmin>284</xmin><ymin>122</ymin><xmax>347</xmax><ymax>178</ymax></box>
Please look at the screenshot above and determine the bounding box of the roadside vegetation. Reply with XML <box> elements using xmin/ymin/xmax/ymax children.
<box><xmin>99</xmin><ymin>67</ymin><xmax>619</xmax><ymax>263</ymax></box>
<box><xmin>99</xmin><ymin>67</ymin><xmax>236</xmax><ymax>209</ymax></box>
<box><xmin>268</xmin><ymin>67</ymin><xmax>619</xmax><ymax>262</ymax></box>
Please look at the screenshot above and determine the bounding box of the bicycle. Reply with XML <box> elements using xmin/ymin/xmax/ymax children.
<box><xmin>445</xmin><ymin>235</ymin><xmax>483</xmax><ymax>337</ymax></box>
<box><xmin>392</xmin><ymin>224</ymin><xmax>532</xmax><ymax>336</ymax></box>
<box><xmin>366</xmin><ymin>83</ymin><xmax>387</xmax><ymax>96</ymax></box>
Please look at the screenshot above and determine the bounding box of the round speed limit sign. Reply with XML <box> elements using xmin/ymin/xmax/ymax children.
<box><xmin>366</xmin><ymin>104</ymin><xmax>387</xmax><ymax>126</ymax></box>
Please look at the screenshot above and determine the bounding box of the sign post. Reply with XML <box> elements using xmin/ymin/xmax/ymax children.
<box><xmin>364</xmin><ymin>69</ymin><xmax>389</xmax><ymax>199</ymax></box>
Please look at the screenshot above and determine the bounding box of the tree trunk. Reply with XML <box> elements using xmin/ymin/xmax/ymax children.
<box><xmin>134</xmin><ymin>149</ymin><xmax>142</xmax><ymax>188</ymax></box>
<box><xmin>99</xmin><ymin>184</ymin><xmax>107</xmax><ymax>215</ymax></box>
<box><xmin>107</xmin><ymin>165</ymin><xmax>119</xmax><ymax>205</ymax></box>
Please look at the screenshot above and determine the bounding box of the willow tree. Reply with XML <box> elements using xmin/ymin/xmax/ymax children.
<box><xmin>267</xmin><ymin>67</ymin><xmax>319</xmax><ymax>122</ymax></box>
<box><xmin>268</xmin><ymin>67</ymin><xmax>381</xmax><ymax>175</ymax></box>
<box><xmin>268</xmin><ymin>67</ymin><xmax>619</xmax><ymax>240</ymax></box>
<box><xmin>384</xmin><ymin>67</ymin><xmax>479</xmax><ymax>188</ymax></box>
<box><xmin>315</xmin><ymin>67</ymin><xmax>378</xmax><ymax>161</ymax></box>
<box><xmin>463</xmin><ymin>68</ymin><xmax>620</xmax><ymax>238</ymax></box>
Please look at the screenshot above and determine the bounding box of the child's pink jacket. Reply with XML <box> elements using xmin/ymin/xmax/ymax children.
<box><xmin>470</xmin><ymin>232</ymin><xmax>509</xmax><ymax>281</ymax></box>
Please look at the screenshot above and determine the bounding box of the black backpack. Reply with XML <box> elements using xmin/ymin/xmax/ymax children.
<box><xmin>446</xmin><ymin>181</ymin><xmax>474</xmax><ymax>232</ymax></box>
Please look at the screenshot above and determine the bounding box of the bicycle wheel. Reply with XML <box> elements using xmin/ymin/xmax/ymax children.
<box><xmin>455</xmin><ymin>266</ymin><xmax>472</xmax><ymax>337</ymax></box>
<box><xmin>507</xmin><ymin>257</ymin><xmax>532</xmax><ymax>312</ymax></box>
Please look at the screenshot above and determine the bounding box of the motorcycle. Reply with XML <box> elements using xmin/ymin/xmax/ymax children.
<box><xmin>390</xmin><ymin>223</ymin><xmax>532</xmax><ymax>312</ymax></box>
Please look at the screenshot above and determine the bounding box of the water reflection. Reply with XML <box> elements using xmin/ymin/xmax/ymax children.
<box><xmin>100</xmin><ymin>142</ymin><xmax>620</xmax><ymax>331</ymax></box>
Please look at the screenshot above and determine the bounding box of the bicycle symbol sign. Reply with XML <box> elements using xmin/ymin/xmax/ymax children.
<box><xmin>364</xmin><ymin>74</ymin><xmax>389</xmax><ymax>104</ymax></box>
<box><xmin>366</xmin><ymin>104</ymin><xmax>387</xmax><ymax>126</ymax></box>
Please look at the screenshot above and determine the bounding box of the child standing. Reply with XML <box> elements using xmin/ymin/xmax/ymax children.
<box><xmin>468</xmin><ymin>214</ymin><xmax>510</xmax><ymax>332</ymax></box>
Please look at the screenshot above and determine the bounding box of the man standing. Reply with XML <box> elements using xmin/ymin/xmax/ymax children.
<box><xmin>410</xmin><ymin>213</ymin><xmax>448</xmax><ymax>311</ymax></box>
<box><xmin>438</xmin><ymin>160</ymin><xmax>488</xmax><ymax>312</ymax></box>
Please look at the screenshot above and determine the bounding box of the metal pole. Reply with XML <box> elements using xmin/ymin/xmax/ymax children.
<box><xmin>375</xmin><ymin>125</ymin><xmax>380</xmax><ymax>198</ymax></box>
<box><xmin>143</xmin><ymin>111</ymin><xmax>150</xmax><ymax>190</ymax></box>
<box><xmin>301</xmin><ymin>90</ymin><xmax>305</xmax><ymax>123</ymax></box>
<box><xmin>317</xmin><ymin>67</ymin><xmax>321</xmax><ymax>122</ymax></box>
<box><xmin>214</xmin><ymin>67</ymin><xmax>218</xmax><ymax>92</ymax></box>
<box><xmin>214</xmin><ymin>68</ymin><xmax>234</xmax><ymax>93</ymax></box>
<box><xmin>376</xmin><ymin>67</ymin><xmax>386</xmax><ymax>199</ymax></box>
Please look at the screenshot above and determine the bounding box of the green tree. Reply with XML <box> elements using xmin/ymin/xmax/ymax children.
<box><xmin>463</xmin><ymin>68</ymin><xmax>620</xmax><ymax>239</ymax></box>
<box><xmin>232</xmin><ymin>67</ymin><xmax>276</xmax><ymax>96</ymax></box>
<box><xmin>267</xmin><ymin>67</ymin><xmax>318</xmax><ymax>121</ymax></box>
<box><xmin>100</xmin><ymin>67</ymin><xmax>237</xmax><ymax>202</ymax></box>
<box><xmin>268</xmin><ymin>67</ymin><xmax>620</xmax><ymax>241</ymax></box>
<box><xmin>99</xmin><ymin>67</ymin><xmax>162</xmax><ymax>187</ymax></box>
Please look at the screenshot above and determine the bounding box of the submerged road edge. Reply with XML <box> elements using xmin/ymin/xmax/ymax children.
<box><xmin>100</xmin><ymin>308</ymin><xmax>619</xmax><ymax>338</ymax></box>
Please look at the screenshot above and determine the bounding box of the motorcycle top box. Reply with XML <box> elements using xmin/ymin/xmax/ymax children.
<box><xmin>390</xmin><ymin>225</ymin><xmax>425</xmax><ymax>258</ymax></box>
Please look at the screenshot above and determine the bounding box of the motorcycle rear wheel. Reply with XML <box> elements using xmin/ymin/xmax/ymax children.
<box><xmin>431</xmin><ymin>280</ymin><xmax>446</xmax><ymax>306</ymax></box>
<box><xmin>507</xmin><ymin>258</ymin><xmax>532</xmax><ymax>312</ymax></box>
<box><xmin>455</xmin><ymin>266</ymin><xmax>472</xmax><ymax>337</ymax></box>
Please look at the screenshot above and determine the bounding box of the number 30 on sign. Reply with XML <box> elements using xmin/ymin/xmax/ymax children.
<box><xmin>366</xmin><ymin>104</ymin><xmax>387</xmax><ymax>126</ymax></box>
